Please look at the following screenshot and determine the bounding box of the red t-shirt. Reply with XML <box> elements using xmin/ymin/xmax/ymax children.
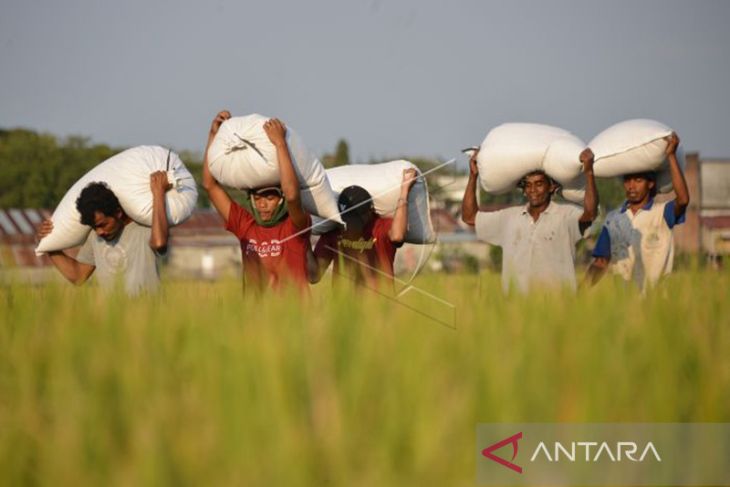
<box><xmin>226</xmin><ymin>202</ymin><xmax>311</xmax><ymax>291</ymax></box>
<box><xmin>314</xmin><ymin>216</ymin><xmax>398</xmax><ymax>285</ymax></box>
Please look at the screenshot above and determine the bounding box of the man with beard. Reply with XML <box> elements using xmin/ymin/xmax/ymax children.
<box><xmin>462</xmin><ymin>148</ymin><xmax>598</xmax><ymax>293</ymax></box>
<box><xmin>586</xmin><ymin>133</ymin><xmax>688</xmax><ymax>290</ymax></box>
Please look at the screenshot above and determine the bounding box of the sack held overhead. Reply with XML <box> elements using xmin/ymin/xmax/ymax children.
<box><xmin>207</xmin><ymin>114</ymin><xmax>342</xmax><ymax>223</ymax></box>
<box><xmin>590</xmin><ymin>119</ymin><xmax>684</xmax><ymax>193</ymax></box>
<box><xmin>476</xmin><ymin>123</ymin><xmax>587</xmax><ymax>203</ymax></box>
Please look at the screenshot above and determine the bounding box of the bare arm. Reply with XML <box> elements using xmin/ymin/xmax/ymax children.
<box><xmin>461</xmin><ymin>150</ymin><xmax>480</xmax><ymax>226</ymax></box>
<box><xmin>585</xmin><ymin>256</ymin><xmax>610</xmax><ymax>287</ymax></box>
<box><xmin>306</xmin><ymin>246</ymin><xmax>321</xmax><ymax>284</ymax></box>
<box><xmin>579</xmin><ymin>148</ymin><xmax>598</xmax><ymax>234</ymax></box>
<box><xmin>310</xmin><ymin>256</ymin><xmax>329</xmax><ymax>284</ymax></box>
<box><xmin>310</xmin><ymin>235</ymin><xmax>336</xmax><ymax>284</ymax></box>
<box><xmin>264</xmin><ymin>118</ymin><xmax>308</xmax><ymax>230</ymax></box>
<box><xmin>203</xmin><ymin>110</ymin><xmax>233</xmax><ymax>222</ymax></box>
<box><xmin>388</xmin><ymin>168</ymin><xmax>418</xmax><ymax>244</ymax></box>
<box><xmin>37</xmin><ymin>220</ymin><xmax>95</xmax><ymax>284</ymax></box>
<box><xmin>665</xmin><ymin>133</ymin><xmax>689</xmax><ymax>217</ymax></box>
<box><xmin>149</xmin><ymin>171</ymin><xmax>171</xmax><ymax>252</ymax></box>
<box><xmin>48</xmin><ymin>251</ymin><xmax>96</xmax><ymax>284</ymax></box>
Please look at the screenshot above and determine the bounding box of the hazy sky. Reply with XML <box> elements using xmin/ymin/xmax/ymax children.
<box><xmin>2</xmin><ymin>0</ymin><xmax>729</xmax><ymax>164</ymax></box>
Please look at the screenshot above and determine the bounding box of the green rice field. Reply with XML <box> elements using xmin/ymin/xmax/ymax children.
<box><xmin>0</xmin><ymin>270</ymin><xmax>728</xmax><ymax>486</ymax></box>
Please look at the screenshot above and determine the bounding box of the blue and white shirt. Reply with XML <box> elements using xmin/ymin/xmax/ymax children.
<box><xmin>593</xmin><ymin>199</ymin><xmax>686</xmax><ymax>290</ymax></box>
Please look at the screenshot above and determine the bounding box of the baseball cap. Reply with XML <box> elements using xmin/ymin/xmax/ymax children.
<box><xmin>250</xmin><ymin>186</ymin><xmax>283</xmax><ymax>197</ymax></box>
<box><xmin>338</xmin><ymin>185</ymin><xmax>374</xmax><ymax>216</ymax></box>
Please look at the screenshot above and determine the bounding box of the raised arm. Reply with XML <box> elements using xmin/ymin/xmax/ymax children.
<box><xmin>37</xmin><ymin>220</ymin><xmax>95</xmax><ymax>284</ymax></box>
<box><xmin>203</xmin><ymin>110</ymin><xmax>233</xmax><ymax>221</ymax></box>
<box><xmin>388</xmin><ymin>168</ymin><xmax>418</xmax><ymax>244</ymax></box>
<box><xmin>665</xmin><ymin>133</ymin><xmax>689</xmax><ymax>217</ymax></box>
<box><xmin>149</xmin><ymin>171</ymin><xmax>171</xmax><ymax>253</ymax></box>
<box><xmin>263</xmin><ymin>118</ymin><xmax>308</xmax><ymax>230</ymax></box>
<box><xmin>578</xmin><ymin>148</ymin><xmax>598</xmax><ymax>234</ymax></box>
<box><xmin>461</xmin><ymin>150</ymin><xmax>480</xmax><ymax>226</ymax></box>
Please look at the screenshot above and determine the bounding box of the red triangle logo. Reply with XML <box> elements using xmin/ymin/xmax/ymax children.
<box><xmin>481</xmin><ymin>432</ymin><xmax>523</xmax><ymax>474</ymax></box>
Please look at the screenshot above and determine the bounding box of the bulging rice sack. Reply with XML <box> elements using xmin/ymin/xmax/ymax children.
<box><xmin>36</xmin><ymin>146</ymin><xmax>198</xmax><ymax>254</ymax></box>
<box><xmin>311</xmin><ymin>160</ymin><xmax>435</xmax><ymax>244</ymax></box>
<box><xmin>590</xmin><ymin>119</ymin><xmax>683</xmax><ymax>193</ymax></box>
<box><xmin>476</xmin><ymin>123</ymin><xmax>586</xmax><ymax>203</ymax></box>
<box><xmin>206</xmin><ymin>114</ymin><xmax>342</xmax><ymax>222</ymax></box>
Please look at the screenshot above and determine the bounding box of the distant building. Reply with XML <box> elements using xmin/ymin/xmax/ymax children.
<box><xmin>657</xmin><ymin>153</ymin><xmax>730</xmax><ymax>258</ymax></box>
<box><xmin>0</xmin><ymin>209</ymin><xmax>54</xmax><ymax>283</ymax></box>
<box><xmin>430</xmin><ymin>174</ymin><xmax>472</xmax><ymax>210</ymax></box>
<box><xmin>0</xmin><ymin>208</ymin><xmax>240</xmax><ymax>282</ymax></box>
<box><xmin>0</xmin><ymin>207</ymin><xmax>489</xmax><ymax>282</ymax></box>
<box><xmin>165</xmin><ymin>209</ymin><xmax>241</xmax><ymax>280</ymax></box>
<box><xmin>698</xmin><ymin>159</ymin><xmax>730</xmax><ymax>258</ymax></box>
<box><xmin>5</xmin><ymin>154</ymin><xmax>724</xmax><ymax>282</ymax></box>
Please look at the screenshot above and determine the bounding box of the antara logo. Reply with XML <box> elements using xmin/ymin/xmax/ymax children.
<box><xmin>529</xmin><ymin>441</ymin><xmax>662</xmax><ymax>463</ymax></box>
<box><xmin>482</xmin><ymin>432</ymin><xmax>523</xmax><ymax>474</ymax></box>
<box><xmin>482</xmin><ymin>433</ymin><xmax>662</xmax><ymax>474</ymax></box>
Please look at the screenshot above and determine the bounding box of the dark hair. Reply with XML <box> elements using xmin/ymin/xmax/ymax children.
<box><xmin>623</xmin><ymin>171</ymin><xmax>658</xmax><ymax>197</ymax></box>
<box><xmin>517</xmin><ymin>170</ymin><xmax>558</xmax><ymax>190</ymax></box>
<box><xmin>338</xmin><ymin>185</ymin><xmax>374</xmax><ymax>217</ymax></box>
<box><xmin>76</xmin><ymin>182</ymin><xmax>122</xmax><ymax>227</ymax></box>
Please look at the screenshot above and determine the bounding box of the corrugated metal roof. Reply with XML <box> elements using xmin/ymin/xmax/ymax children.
<box><xmin>8</xmin><ymin>209</ymin><xmax>35</xmax><ymax>234</ymax></box>
<box><xmin>0</xmin><ymin>208</ymin><xmax>232</xmax><ymax>268</ymax></box>
<box><xmin>0</xmin><ymin>209</ymin><xmax>52</xmax><ymax>240</ymax></box>
<box><xmin>0</xmin><ymin>211</ymin><xmax>18</xmax><ymax>235</ymax></box>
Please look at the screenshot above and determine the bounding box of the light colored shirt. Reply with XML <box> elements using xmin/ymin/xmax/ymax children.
<box><xmin>475</xmin><ymin>202</ymin><xmax>584</xmax><ymax>293</ymax></box>
<box><xmin>76</xmin><ymin>221</ymin><xmax>162</xmax><ymax>296</ymax></box>
<box><xmin>592</xmin><ymin>199</ymin><xmax>685</xmax><ymax>291</ymax></box>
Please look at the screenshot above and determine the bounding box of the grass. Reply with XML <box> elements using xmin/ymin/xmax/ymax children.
<box><xmin>0</xmin><ymin>270</ymin><xmax>728</xmax><ymax>486</ymax></box>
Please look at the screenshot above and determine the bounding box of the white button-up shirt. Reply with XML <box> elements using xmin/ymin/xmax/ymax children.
<box><xmin>475</xmin><ymin>202</ymin><xmax>585</xmax><ymax>293</ymax></box>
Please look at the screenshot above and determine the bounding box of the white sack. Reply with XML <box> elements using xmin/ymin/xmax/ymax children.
<box><xmin>559</xmin><ymin>175</ymin><xmax>586</xmax><ymax>204</ymax></box>
<box><xmin>311</xmin><ymin>160</ymin><xmax>435</xmax><ymax>244</ymax></box>
<box><xmin>207</xmin><ymin>114</ymin><xmax>342</xmax><ymax>222</ymax></box>
<box><xmin>590</xmin><ymin>119</ymin><xmax>683</xmax><ymax>193</ymax></box>
<box><xmin>36</xmin><ymin>146</ymin><xmax>198</xmax><ymax>254</ymax></box>
<box><xmin>476</xmin><ymin>123</ymin><xmax>586</xmax><ymax>203</ymax></box>
<box><xmin>655</xmin><ymin>147</ymin><xmax>685</xmax><ymax>193</ymax></box>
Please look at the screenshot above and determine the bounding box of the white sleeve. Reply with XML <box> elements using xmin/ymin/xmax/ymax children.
<box><xmin>565</xmin><ymin>205</ymin><xmax>585</xmax><ymax>244</ymax></box>
<box><xmin>75</xmin><ymin>232</ymin><xmax>96</xmax><ymax>265</ymax></box>
<box><xmin>474</xmin><ymin>210</ymin><xmax>507</xmax><ymax>246</ymax></box>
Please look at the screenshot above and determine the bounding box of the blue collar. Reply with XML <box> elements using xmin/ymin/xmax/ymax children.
<box><xmin>620</xmin><ymin>197</ymin><xmax>654</xmax><ymax>213</ymax></box>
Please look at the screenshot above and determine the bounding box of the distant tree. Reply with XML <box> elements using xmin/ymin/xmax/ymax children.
<box><xmin>178</xmin><ymin>151</ymin><xmax>210</xmax><ymax>208</ymax></box>
<box><xmin>0</xmin><ymin>128</ymin><xmax>258</xmax><ymax>210</ymax></box>
<box><xmin>595</xmin><ymin>177</ymin><xmax>626</xmax><ymax>211</ymax></box>
<box><xmin>0</xmin><ymin>129</ymin><xmax>113</xmax><ymax>208</ymax></box>
<box><xmin>333</xmin><ymin>139</ymin><xmax>349</xmax><ymax>166</ymax></box>
<box><xmin>322</xmin><ymin>138</ymin><xmax>350</xmax><ymax>168</ymax></box>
